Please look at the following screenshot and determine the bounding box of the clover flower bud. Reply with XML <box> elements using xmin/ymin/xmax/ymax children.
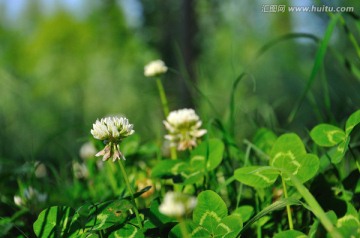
<box><xmin>144</xmin><ymin>60</ymin><xmax>168</xmax><ymax>77</ymax></box>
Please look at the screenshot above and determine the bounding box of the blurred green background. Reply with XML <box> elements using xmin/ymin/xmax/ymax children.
<box><xmin>0</xmin><ymin>0</ymin><xmax>359</xmax><ymax>221</ymax></box>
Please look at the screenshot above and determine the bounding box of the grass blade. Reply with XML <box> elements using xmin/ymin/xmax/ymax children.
<box><xmin>288</xmin><ymin>14</ymin><xmax>341</xmax><ymax>123</ymax></box>
<box><xmin>238</xmin><ymin>197</ymin><xmax>302</xmax><ymax>236</ymax></box>
<box><xmin>289</xmin><ymin>174</ymin><xmax>342</xmax><ymax>238</ymax></box>
<box><xmin>254</xmin><ymin>33</ymin><xmax>319</xmax><ymax>60</ymax></box>
<box><xmin>228</xmin><ymin>73</ymin><xmax>248</xmax><ymax>137</ymax></box>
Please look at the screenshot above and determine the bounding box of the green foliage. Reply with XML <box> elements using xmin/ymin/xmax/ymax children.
<box><xmin>109</xmin><ymin>223</ymin><xmax>144</xmax><ymax>238</ymax></box>
<box><xmin>33</xmin><ymin>198</ymin><xmax>143</xmax><ymax>237</ymax></box>
<box><xmin>335</xmin><ymin>203</ymin><xmax>360</xmax><ymax>237</ymax></box>
<box><xmin>232</xmin><ymin>205</ymin><xmax>254</xmax><ymax>223</ymax></box>
<box><xmin>1</xmin><ymin>2</ymin><xmax>359</xmax><ymax>237</ymax></box>
<box><xmin>310</xmin><ymin>109</ymin><xmax>360</xmax><ymax>163</ymax></box>
<box><xmin>191</xmin><ymin>138</ymin><xmax>225</xmax><ymax>171</ymax></box>
<box><xmin>170</xmin><ymin>190</ymin><xmax>242</xmax><ymax>238</ymax></box>
<box><xmin>78</xmin><ymin>199</ymin><xmax>133</xmax><ymax>230</ymax></box>
<box><xmin>33</xmin><ymin>206</ymin><xmax>82</xmax><ymax>238</ymax></box>
<box><xmin>239</xmin><ymin>198</ymin><xmax>303</xmax><ymax>236</ymax></box>
<box><xmin>252</xmin><ymin>128</ymin><xmax>277</xmax><ymax>157</ymax></box>
<box><xmin>235</xmin><ymin>133</ymin><xmax>319</xmax><ymax>187</ymax></box>
<box><xmin>151</xmin><ymin>139</ymin><xmax>224</xmax><ymax>185</ymax></box>
<box><xmin>310</xmin><ymin>124</ymin><xmax>346</xmax><ymax>147</ymax></box>
<box><xmin>234</xmin><ymin>166</ymin><xmax>279</xmax><ymax>188</ymax></box>
<box><xmin>273</xmin><ymin>230</ymin><xmax>307</xmax><ymax>238</ymax></box>
<box><xmin>270</xmin><ymin>133</ymin><xmax>319</xmax><ymax>184</ymax></box>
<box><xmin>288</xmin><ymin>14</ymin><xmax>341</xmax><ymax>122</ymax></box>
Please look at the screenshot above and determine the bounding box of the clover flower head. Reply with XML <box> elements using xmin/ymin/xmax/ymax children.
<box><xmin>91</xmin><ymin>117</ymin><xmax>134</xmax><ymax>141</ymax></box>
<box><xmin>91</xmin><ymin>116</ymin><xmax>134</xmax><ymax>162</ymax></box>
<box><xmin>34</xmin><ymin>161</ymin><xmax>47</xmax><ymax>178</ymax></box>
<box><xmin>144</xmin><ymin>59</ymin><xmax>168</xmax><ymax>77</ymax></box>
<box><xmin>72</xmin><ymin>161</ymin><xmax>89</xmax><ymax>179</ymax></box>
<box><xmin>163</xmin><ymin>108</ymin><xmax>207</xmax><ymax>151</ymax></box>
<box><xmin>79</xmin><ymin>142</ymin><xmax>97</xmax><ymax>160</ymax></box>
<box><xmin>159</xmin><ymin>192</ymin><xmax>197</xmax><ymax>218</ymax></box>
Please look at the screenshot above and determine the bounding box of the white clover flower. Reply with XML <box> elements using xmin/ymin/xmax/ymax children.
<box><xmin>91</xmin><ymin>117</ymin><xmax>134</xmax><ymax>141</ymax></box>
<box><xmin>14</xmin><ymin>196</ymin><xmax>23</xmax><ymax>207</ymax></box>
<box><xmin>72</xmin><ymin>161</ymin><xmax>89</xmax><ymax>179</ymax></box>
<box><xmin>144</xmin><ymin>60</ymin><xmax>168</xmax><ymax>77</ymax></box>
<box><xmin>163</xmin><ymin>108</ymin><xmax>207</xmax><ymax>151</ymax></box>
<box><xmin>159</xmin><ymin>192</ymin><xmax>197</xmax><ymax>218</ymax></box>
<box><xmin>79</xmin><ymin>142</ymin><xmax>97</xmax><ymax>160</ymax></box>
<box><xmin>91</xmin><ymin>116</ymin><xmax>134</xmax><ymax>162</ymax></box>
<box><xmin>34</xmin><ymin>161</ymin><xmax>47</xmax><ymax>178</ymax></box>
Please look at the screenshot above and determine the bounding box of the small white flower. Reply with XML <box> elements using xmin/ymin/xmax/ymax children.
<box><xmin>144</xmin><ymin>60</ymin><xmax>168</xmax><ymax>77</ymax></box>
<box><xmin>72</xmin><ymin>162</ymin><xmax>89</xmax><ymax>179</ymax></box>
<box><xmin>34</xmin><ymin>161</ymin><xmax>47</xmax><ymax>178</ymax></box>
<box><xmin>163</xmin><ymin>109</ymin><xmax>207</xmax><ymax>151</ymax></box>
<box><xmin>14</xmin><ymin>196</ymin><xmax>23</xmax><ymax>207</ymax></box>
<box><xmin>159</xmin><ymin>192</ymin><xmax>197</xmax><ymax>218</ymax></box>
<box><xmin>79</xmin><ymin>142</ymin><xmax>97</xmax><ymax>160</ymax></box>
<box><xmin>91</xmin><ymin>116</ymin><xmax>134</xmax><ymax>161</ymax></box>
<box><xmin>14</xmin><ymin>187</ymin><xmax>47</xmax><ymax>207</ymax></box>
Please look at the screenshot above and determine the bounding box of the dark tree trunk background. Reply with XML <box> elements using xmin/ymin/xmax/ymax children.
<box><xmin>141</xmin><ymin>0</ymin><xmax>200</xmax><ymax>109</ymax></box>
<box><xmin>178</xmin><ymin>0</ymin><xmax>198</xmax><ymax>109</ymax></box>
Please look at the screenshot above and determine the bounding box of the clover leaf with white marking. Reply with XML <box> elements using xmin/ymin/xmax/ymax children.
<box><xmin>310</xmin><ymin>109</ymin><xmax>360</xmax><ymax>164</ymax></box>
<box><xmin>169</xmin><ymin>190</ymin><xmax>243</xmax><ymax>238</ymax></box>
<box><xmin>235</xmin><ymin>133</ymin><xmax>319</xmax><ymax>187</ymax></box>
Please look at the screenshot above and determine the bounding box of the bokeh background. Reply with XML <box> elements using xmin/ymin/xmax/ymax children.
<box><xmin>0</xmin><ymin>0</ymin><xmax>360</xmax><ymax>235</ymax></box>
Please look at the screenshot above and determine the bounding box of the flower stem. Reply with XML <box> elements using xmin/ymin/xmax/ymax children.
<box><xmin>118</xmin><ymin>155</ymin><xmax>143</xmax><ymax>229</ymax></box>
<box><xmin>178</xmin><ymin>218</ymin><xmax>190</xmax><ymax>238</ymax></box>
<box><xmin>281</xmin><ymin>175</ymin><xmax>294</xmax><ymax>230</ymax></box>
<box><xmin>255</xmin><ymin>194</ymin><xmax>262</xmax><ymax>238</ymax></box>
<box><xmin>156</xmin><ymin>78</ymin><xmax>170</xmax><ymax>117</ymax></box>
<box><xmin>156</xmin><ymin>77</ymin><xmax>177</xmax><ymax>160</ymax></box>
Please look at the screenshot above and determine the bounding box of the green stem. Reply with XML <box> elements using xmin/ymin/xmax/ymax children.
<box><xmin>237</xmin><ymin>143</ymin><xmax>252</xmax><ymax>207</ymax></box>
<box><xmin>170</xmin><ymin>146</ymin><xmax>177</xmax><ymax>160</ymax></box>
<box><xmin>289</xmin><ymin>174</ymin><xmax>342</xmax><ymax>238</ymax></box>
<box><xmin>281</xmin><ymin>175</ymin><xmax>294</xmax><ymax>230</ymax></box>
<box><xmin>156</xmin><ymin>77</ymin><xmax>177</xmax><ymax>160</ymax></box>
<box><xmin>156</xmin><ymin>78</ymin><xmax>170</xmax><ymax>117</ymax></box>
<box><xmin>216</xmin><ymin>176</ymin><xmax>235</xmax><ymax>193</ymax></box>
<box><xmin>118</xmin><ymin>156</ymin><xmax>143</xmax><ymax>229</ymax></box>
<box><xmin>243</xmin><ymin>139</ymin><xmax>270</xmax><ymax>160</ymax></box>
<box><xmin>178</xmin><ymin>218</ymin><xmax>190</xmax><ymax>238</ymax></box>
<box><xmin>255</xmin><ymin>194</ymin><xmax>262</xmax><ymax>238</ymax></box>
<box><xmin>106</xmin><ymin>160</ymin><xmax>119</xmax><ymax>194</ymax></box>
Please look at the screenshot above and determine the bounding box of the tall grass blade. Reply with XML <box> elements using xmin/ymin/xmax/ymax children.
<box><xmin>289</xmin><ymin>174</ymin><xmax>342</xmax><ymax>238</ymax></box>
<box><xmin>288</xmin><ymin>14</ymin><xmax>340</xmax><ymax>123</ymax></box>
<box><xmin>337</xmin><ymin>14</ymin><xmax>360</xmax><ymax>58</ymax></box>
<box><xmin>319</xmin><ymin>65</ymin><xmax>333</xmax><ymax>121</ymax></box>
<box><xmin>254</xmin><ymin>33</ymin><xmax>319</xmax><ymax>60</ymax></box>
<box><xmin>238</xmin><ymin>198</ymin><xmax>302</xmax><ymax>236</ymax></box>
<box><xmin>228</xmin><ymin>73</ymin><xmax>247</xmax><ymax>137</ymax></box>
